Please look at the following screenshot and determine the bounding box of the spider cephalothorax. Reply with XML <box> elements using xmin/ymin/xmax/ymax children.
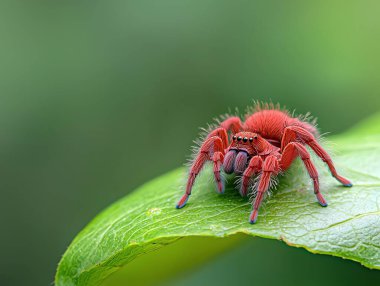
<box><xmin>176</xmin><ymin>102</ymin><xmax>352</xmax><ymax>224</ymax></box>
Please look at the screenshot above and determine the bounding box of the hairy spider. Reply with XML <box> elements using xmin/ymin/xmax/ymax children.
<box><xmin>176</xmin><ymin>102</ymin><xmax>352</xmax><ymax>224</ymax></box>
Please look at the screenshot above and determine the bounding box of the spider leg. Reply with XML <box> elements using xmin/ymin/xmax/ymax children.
<box><xmin>176</xmin><ymin>131</ymin><xmax>226</xmax><ymax>209</ymax></box>
<box><xmin>280</xmin><ymin>142</ymin><xmax>327</xmax><ymax>206</ymax></box>
<box><xmin>282</xmin><ymin>126</ymin><xmax>352</xmax><ymax>187</ymax></box>
<box><xmin>204</xmin><ymin>128</ymin><xmax>228</xmax><ymax>193</ymax></box>
<box><xmin>177</xmin><ymin>116</ymin><xmax>240</xmax><ymax>209</ymax></box>
<box><xmin>212</xmin><ymin>151</ymin><xmax>225</xmax><ymax>194</ymax></box>
<box><xmin>206</xmin><ymin>127</ymin><xmax>229</xmax><ymax>148</ymax></box>
<box><xmin>249</xmin><ymin>155</ymin><xmax>279</xmax><ymax>224</ymax></box>
<box><xmin>240</xmin><ymin>156</ymin><xmax>263</xmax><ymax>197</ymax></box>
<box><xmin>220</xmin><ymin>116</ymin><xmax>243</xmax><ymax>134</ymax></box>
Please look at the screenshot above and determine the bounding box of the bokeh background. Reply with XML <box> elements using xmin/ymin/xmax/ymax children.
<box><xmin>1</xmin><ymin>0</ymin><xmax>380</xmax><ymax>285</ymax></box>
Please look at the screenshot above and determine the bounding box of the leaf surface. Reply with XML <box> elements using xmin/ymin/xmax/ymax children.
<box><xmin>56</xmin><ymin>115</ymin><xmax>380</xmax><ymax>286</ymax></box>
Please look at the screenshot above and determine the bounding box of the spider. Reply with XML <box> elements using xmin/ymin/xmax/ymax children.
<box><xmin>176</xmin><ymin>102</ymin><xmax>352</xmax><ymax>224</ymax></box>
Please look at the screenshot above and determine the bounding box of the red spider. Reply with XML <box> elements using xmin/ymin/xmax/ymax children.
<box><xmin>176</xmin><ymin>102</ymin><xmax>352</xmax><ymax>224</ymax></box>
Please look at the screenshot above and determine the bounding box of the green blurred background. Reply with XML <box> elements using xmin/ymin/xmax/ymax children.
<box><xmin>1</xmin><ymin>0</ymin><xmax>380</xmax><ymax>285</ymax></box>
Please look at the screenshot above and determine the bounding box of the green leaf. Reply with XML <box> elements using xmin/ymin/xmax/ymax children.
<box><xmin>56</xmin><ymin>115</ymin><xmax>380</xmax><ymax>286</ymax></box>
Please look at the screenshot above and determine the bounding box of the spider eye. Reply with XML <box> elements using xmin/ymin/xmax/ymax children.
<box><xmin>249</xmin><ymin>137</ymin><xmax>253</xmax><ymax>142</ymax></box>
<box><xmin>232</xmin><ymin>136</ymin><xmax>237</xmax><ymax>141</ymax></box>
<box><xmin>254</xmin><ymin>135</ymin><xmax>258</xmax><ymax>139</ymax></box>
<box><xmin>237</xmin><ymin>136</ymin><xmax>242</xmax><ymax>141</ymax></box>
<box><xmin>243</xmin><ymin>137</ymin><xmax>248</xmax><ymax>142</ymax></box>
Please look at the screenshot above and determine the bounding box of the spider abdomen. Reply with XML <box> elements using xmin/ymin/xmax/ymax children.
<box><xmin>244</xmin><ymin>109</ymin><xmax>318</xmax><ymax>142</ymax></box>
